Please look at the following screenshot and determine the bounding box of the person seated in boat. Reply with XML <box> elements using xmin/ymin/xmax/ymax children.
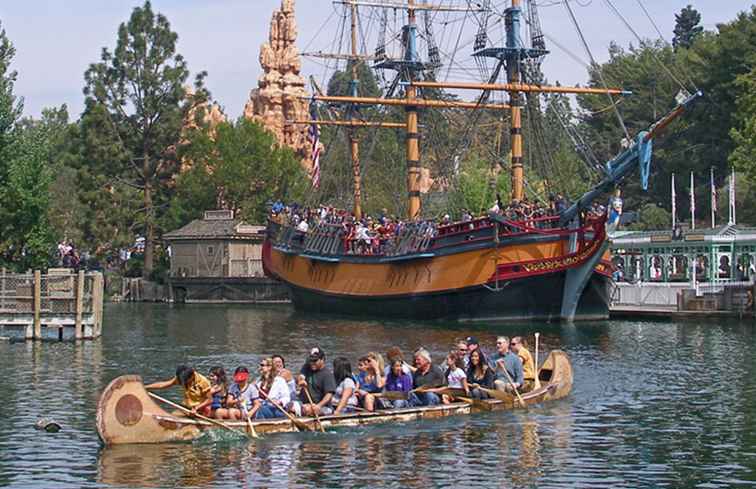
<box><xmin>193</xmin><ymin>366</ymin><xmax>228</xmax><ymax>419</ymax></box>
<box><xmin>331</xmin><ymin>357</ymin><xmax>359</xmax><ymax>415</ymax></box>
<box><xmin>384</xmin><ymin>358</ymin><xmax>414</xmax><ymax>408</ymax></box>
<box><xmin>408</xmin><ymin>348</ymin><xmax>445</xmax><ymax>407</ymax></box>
<box><xmin>454</xmin><ymin>339</ymin><xmax>469</xmax><ymax>369</ymax></box>
<box><xmin>385</xmin><ymin>346</ymin><xmax>414</xmax><ymax>376</ymax></box>
<box><xmin>356</xmin><ymin>353</ymin><xmax>386</xmax><ymax>411</ymax></box>
<box><xmin>255</xmin><ymin>358</ymin><xmax>291</xmax><ymax>419</ymax></box>
<box><xmin>145</xmin><ymin>365</ymin><xmax>212</xmax><ymax>414</ymax></box>
<box><xmin>272</xmin><ymin>354</ymin><xmax>298</xmax><ymax>401</ymax></box>
<box><xmin>441</xmin><ymin>351</ymin><xmax>469</xmax><ymax>404</ymax></box>
<box><xmin>467</xmin><ymin>350</ymin><xmax>495</xmax><ymax>399</ymax></box>
<box><xmin>510</xmin><ymin>336</ymin><xmax>535</xmax><ymax>392</ymax></box>
<box><xmin>490</xmin><ymin>336</ymin><xmax>524</xmax><ymax>393</ymax></box>
<box><xmin>295</xmin><ymin>347</ymin><xmax>336</xmax><ymax>417</ymax></box>
<box><xmin>227</xmin><ymin>366</ymin><xmax>261</xmax><ymax>420</ymax></box>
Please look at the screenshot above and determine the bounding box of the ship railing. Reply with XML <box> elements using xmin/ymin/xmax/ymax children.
<box><xmin>303</xmin><ymin>223</ymin><xmax>345</xmax><ymax>256</ymax></box>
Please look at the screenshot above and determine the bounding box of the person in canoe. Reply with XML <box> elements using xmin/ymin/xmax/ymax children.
<box><xmin>408</xmin><ymin>347</ymin><xmax>445</xmax><ymax>407</ymax></box>
<box><xmin>330</xmin><ymin>357</ymin><xmax>359</xmax><ymax>414</ymax></box>
<box><xmin>441</xmin><ymin>351</ymin><xmax>469</xmax><ymax>404</ymax></box>
<box><xmin>295</xmin><ymin>347</ymin><xmax>336</xmax><ymax>416</ymax></box>
<box><xmin>272</xmin><ymin>354</ymin><xmax>297</xmax><ymax>401</ymax></box>
<box><xmin>384</xmin><ymin>358</ymin><xmax>414</xmax><ymax>408</ymax></box>
<box><xmin>467</xmin><ymin>350</ymin><xmax>495</xmax><ymax>399</ymax></box>
<box><xmin>145</xmin><ymin>365</ymin><xmax>212</xmax><ymax>415</ymax></box>
<box><xmin>191</xmin><ymin>366</ymin><xmax>228</xmax><ymax>418</ymax></box>
<box><xmin>255</xmin><ymin>357</ymin><xmax>291</xmax><ymax>419</ymax></box>
<box><xmin>227</xmin><ymin>366</ymin><xmax>261</xmax><ymax>420</ymax></box>
<box><xmin>490</xmin><ymin>336</ymin><xmax>524</xmax><ymax>393</ymax></box>
<box><xmin>510</xmin><ymin>336</ymin><xmax>535</xmax><ymax>392</ymax></box>
<box><xmin>356</xmin><ymin>353</ymin><xmax>386</xmax><ymax>412</ymax></box>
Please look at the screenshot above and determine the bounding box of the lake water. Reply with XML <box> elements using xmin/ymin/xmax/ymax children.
<box><xmin>0</xmin><ymin>303</ymin><xmax>754</xmax><ymax>488</ymax></box>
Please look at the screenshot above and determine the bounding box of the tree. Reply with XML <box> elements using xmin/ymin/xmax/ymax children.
<box><xmin>673</xmin><ymin>5</ymin><xmax>703</xmax><ymax>50</ymax></box>
<box><xmin>174</xmin><ymin>118</ymin><xmax>308</xmax><ymax>225</ymax></box>
<box><xmin>82</xmin><ymin>1</ymin><xmax>208</xmax><ymax>278</ymax></box>
<box><xmin>0</xmin><ymin>23</ymin><xmax>59</xmax><ymax>270</ymax></box>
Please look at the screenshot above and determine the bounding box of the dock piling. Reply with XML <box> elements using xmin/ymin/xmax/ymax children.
<box><xmin>33</xmin><ymin>270</ymin><xmax>41</xmax><ymax>340</ymax></box>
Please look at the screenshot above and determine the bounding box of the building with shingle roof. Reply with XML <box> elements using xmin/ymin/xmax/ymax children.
<box><xmin>163</xmin><ymin>210</ymin><xmax>287</xmax><ymax>303</ymax></box>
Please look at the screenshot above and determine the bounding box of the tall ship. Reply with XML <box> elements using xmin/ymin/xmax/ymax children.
<box><xmin>262</xmin><ymin>0</ymin><xmax>701</xmax><ymax>321</ymax></box>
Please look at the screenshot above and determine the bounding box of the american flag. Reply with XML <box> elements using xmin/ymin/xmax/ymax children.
<box><xmin>309</xmin><ymin>100</ymin><xmax>321</xmax><ymax>189</ymax></box>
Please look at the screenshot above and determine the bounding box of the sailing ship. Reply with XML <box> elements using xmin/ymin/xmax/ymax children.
<box><xmin>262</xmin><ymin>0</ymin><xmax>701</xmax><ymax>322</ymax></box>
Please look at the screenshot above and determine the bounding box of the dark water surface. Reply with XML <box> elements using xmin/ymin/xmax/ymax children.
<box><xmin>1</xmin><ymin>303</ymin><xmax>755</xmax><ymax>488</ymax></box>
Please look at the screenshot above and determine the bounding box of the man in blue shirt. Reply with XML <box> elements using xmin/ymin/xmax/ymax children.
<box><xmin>488</xmin><ymin>336</ymin><xmax>523</xmax><ymax>392</ymax></box>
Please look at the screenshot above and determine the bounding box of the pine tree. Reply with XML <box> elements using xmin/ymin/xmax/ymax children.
<box><xmin>82</xmin><ymin>1</ymin><xmax>208</xmax><ymax>278</ymax></box>
<box><xmin>672</xmin><ymin>5</ymin><xmax>703</xmax><ymax>50</ymax></box>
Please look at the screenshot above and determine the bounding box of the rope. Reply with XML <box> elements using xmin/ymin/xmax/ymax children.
<box><xmin>562</xmin><ymin>0</ymin><xmax>630</xmax><ymax>141</ymax></box>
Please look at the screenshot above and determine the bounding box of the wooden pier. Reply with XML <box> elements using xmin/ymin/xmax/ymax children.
<box><xmin>0</xmin><ymin>269</ymin><xmax>104</xmax><ymax>340</ymax></box>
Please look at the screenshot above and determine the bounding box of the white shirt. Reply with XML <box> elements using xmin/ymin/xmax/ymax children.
<box><xmin>266</xmin><ymin>376</ymin><xmax>291</xmax><ymax>406</ymax></box>
<box><xmin>447</xmin><ymin>367</ymin><xmax>466</xmax><ymax>389</ymax></box>
<box><xmin>297</xmin><ymin>220</ymin><xmax>309</xmax><ymax>232</ymax></box>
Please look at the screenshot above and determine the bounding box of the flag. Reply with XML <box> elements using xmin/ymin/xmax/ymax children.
<box><xmin>308</xmin><ymin>100</ymin><xmax>321</xmax><ymax>189</ymax></box>
<box><xmin>710</xmin><ymin>167</ymin><xmax>717</xmax><ymax>228</ymax></box>
<box><xmin>690</xmin><ymin>171</ymin><xmax>695</xmax><ymax>230</ymax></box>
<box><xmin>671</xmin><ymin>173</ymin><xmax>676</xmax><ymax>229</ymax></box>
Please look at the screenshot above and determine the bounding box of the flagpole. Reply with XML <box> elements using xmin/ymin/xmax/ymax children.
<box><xmin>690</xmin><ymin>171</ymin><xmax>695</xmax><ymax>230</ymax></box>
<box><xmin>671</xmin><ymin>173</ymin><xmax>676</xmax><ymax>230</ymax></box>
<box><xmin>729</xmin><ymin>167</ymin><xmax>736</xmax><ymax>225</ymax></box>
<box><xmin>710</xmin><ymin>166</ymin><xmax>715</xmax><ymax>228</ymax></box>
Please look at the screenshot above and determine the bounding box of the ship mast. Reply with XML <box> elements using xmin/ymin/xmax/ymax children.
<box><xmin>405</xmin><ymin>0</ymin><xmax>421</xmax><ymax>219</ymax></box>
<box><xmin>349</xmin><ymin>2</ymin><xmax>362</xmax><ymax>219</ymax></box>
<box><xmin>508</xmin><ymin>0</ymin><xmax>524</xmax><ymax>202</ymax></box>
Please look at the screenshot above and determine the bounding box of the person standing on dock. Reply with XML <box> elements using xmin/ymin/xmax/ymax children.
<box><xmin>145</xmin><ymin>365</ymin><xmax>212</xmax><ymax>413</ymax></box>
<box><xmin>490</xmin><ymin>336</ymin><xmax>523</xmax><ymax>393</ymax></box>
<box><xmin>296</xmin><ymin>347</ymin><xmax>336</xmax><ymax>417</ymax></box>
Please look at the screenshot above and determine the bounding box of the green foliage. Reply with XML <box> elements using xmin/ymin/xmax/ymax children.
<box><xmin>174</xmin><ymin>118</ymin><xmax>308</xmax><ymax>226</ymax></box>
<box><xmin>673</xmin><ymin>5</ymin><xmax>704</xmax><ymax>50</ymax></box>
<box><xmin>730</xmin><ymin>68</ymin><xmax>756</xmax><ymax>181</ymax></box>
<box><xmin>627</xmin><ymin>203</ymin><xmax>671</xmax><ymax>231</ymax></box>
<box><xmin>81</xmin><ymin>0</ymin><xmax>208</xmax><ymax>277</ymax></box>
<box><xmin>327</xmin><ymin>61</ymin><xmax>381</xmax><ymax>98</ymax></box>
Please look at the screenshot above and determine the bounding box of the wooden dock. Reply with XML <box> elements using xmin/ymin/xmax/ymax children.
<box><xmin>0</xmin><ymin>269</ymin><xmax>104</xmax><ymax>340</ymax></box>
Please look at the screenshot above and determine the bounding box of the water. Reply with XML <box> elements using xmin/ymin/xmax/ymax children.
<box><xmin>1</xmin><ymin>304</ymin><xmax>755</xmax><ymax>488</ymax></box>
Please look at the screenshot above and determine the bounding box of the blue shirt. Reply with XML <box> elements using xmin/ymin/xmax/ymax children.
<box><xmin>357</xmin><ymin>371</ymin><xmax>382</xmax><ymax>393</ymax></box>
<box><xmin>489</xmin><ymin>351</ymin><xmax>524</xmax><ymax>386</ymax></box>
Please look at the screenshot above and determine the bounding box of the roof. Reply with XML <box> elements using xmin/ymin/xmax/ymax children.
<box><xmin>163</xmin><ymin>217</ymin><xmax>265</xmax><ymax>241</ymax></box>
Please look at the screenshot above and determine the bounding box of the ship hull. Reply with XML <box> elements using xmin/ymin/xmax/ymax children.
<box><xmin>263</xmin><ymin>216</ymin><xmax>613</xmax><ymax>322</ymax></box>
<box><xmin>286</xmin><ymin>270</ymin><xmax>611</xmax><ymax>321</ymax></box>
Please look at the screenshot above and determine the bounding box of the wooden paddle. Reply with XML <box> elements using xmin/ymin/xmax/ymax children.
<box><xmin>148</xmin><ymin>392</ymin><xmax>254</xmax><ymax>439</ymax></box>
<box><xmin>500</xmin><ymin>368</ymin><xmax>528</xmax><ymax>408</ymax></box>
<box><xmin>303</xmin><ymin>385</ymin><xmax>326</xmax><ymax>433</ymax></box>
<box><xmin>258</xmin><ymin>390</ymin><xmax>312</xmax><ymax>432</ymax></box>
<box><xmin>534</xmin><ymin>332</ymin><xmax>542</xmax><ymax>390</ymax></box>
<box><xmin>245</xmin><ymin>413</ymin><xmax>259</xmax><ymax>439</ymax></box>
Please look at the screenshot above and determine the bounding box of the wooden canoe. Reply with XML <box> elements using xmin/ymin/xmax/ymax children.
<box><xmin>96</xmin><ymin>350</ymin><xmax>573</xmax><ymax>445</ymax></box>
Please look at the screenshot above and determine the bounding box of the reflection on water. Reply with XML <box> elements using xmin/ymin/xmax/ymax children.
<box><xmin>0</xmin><ymin>303</ymin><xmax>754</xmax><ymax>488</ymax></box>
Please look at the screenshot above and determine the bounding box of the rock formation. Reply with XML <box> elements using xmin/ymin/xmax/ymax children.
<box><xmin>245</xmin><ymin>0</ymin><xmax>315</xmax><ymax>174</ymax></box>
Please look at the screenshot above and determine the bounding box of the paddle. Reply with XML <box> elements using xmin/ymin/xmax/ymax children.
<box><xmin>534</xmin><ymin>332</ymin><xmax>542</xmax><ymax>390</ymax></box>
<box><xmin>245</xmin><ymin>413</ymin><xmax>259</xmax><ymax>439</ymax></box>
<box><xmin>147</xmin><ymin>391</ymin><xmax>254</xmax><ymax>439</ymax></box>
<box><xmin>500</xmin><ymin>367</ymin><xmax>528</xmax><ymax>408</ymax></box>
<box><xmin>303</xmin><ymin>385</ymin><xmax>326</xmax><ymax>433</ymax></box>
<box><xmin>258</xmin><ymin>390</ymin><xmax>312</xmax><ymax>432</ymax></box>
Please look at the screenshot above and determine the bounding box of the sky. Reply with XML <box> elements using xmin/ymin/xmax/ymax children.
<box><xmin>0</xmin><ymin>1</ymin><xmax>750</xmax><ymax>120</ymax></box>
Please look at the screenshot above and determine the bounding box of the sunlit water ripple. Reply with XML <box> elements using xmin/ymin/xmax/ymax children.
<box><xmin>0</xmin><ymin>303</ymin><xmax>754</xmax><ymax>488</ymax></box>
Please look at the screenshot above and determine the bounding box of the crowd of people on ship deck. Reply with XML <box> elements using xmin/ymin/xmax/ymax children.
<box><xmin>268</xmin><ymin>191</ymin><xmax>607</xmax><ymax>256</ymax></box>
<box><xmin>145</xmin><ymin>335</ymin><xmax>539</xmax><ymax>421</ymax></box>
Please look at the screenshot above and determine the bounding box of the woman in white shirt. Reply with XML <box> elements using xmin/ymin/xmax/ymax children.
<box><xmin>255</xmin><ymin>358</ymin><xmax>291</xmax><ymax>419</ymax></box>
